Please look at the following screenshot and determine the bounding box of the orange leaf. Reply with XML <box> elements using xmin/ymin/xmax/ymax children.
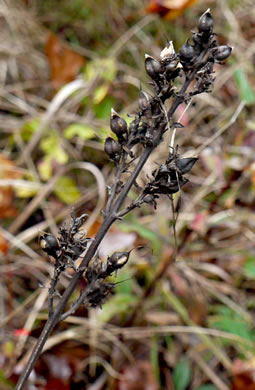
<box><xmin>0</xmin><ymin>233</ymin><xmax>9</xmax><ymax>254</ymax></box>
<box><xmin>0</xmin><ymin>154</ymin><xmax>23</xmax><ymax>218</ymax></box>
<box><xmin>45</xmin><ymin>33</ymin><xmax>85</xmax><ymax>90</ymax></box>
<box><xmin>146</xmin><ymin>0</ymin><xmax>199</xmax><ymax>20</ymax></box>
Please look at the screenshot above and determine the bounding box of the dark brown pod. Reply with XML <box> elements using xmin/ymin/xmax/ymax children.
<box><xmin>176</xmin><ymin>157</ymin><xmax>198</xmax><ymax>174</ymax></box>
<box><xmin>110</xmin><ymin>108</ymin><xmax>128</xmax><ymax>139</ymax></box>
<box><xmin>104</xmin><ymin>137</ymin><xmax>122</xmax><ymax>160</ymax></box>
<box><xmin>179</xmin><ymin>41</ymin><xmax>195</xmax><ymax>62</ymax></box>
<box><xmin>198</xmin><ymin>9</ymin><xmax>214</xmax><ymax>33</ymax></box>
<box><xmin>39</xmin><ymin>232</ymin><xmax>59</xmax><ymax>258</ymax></box>
<box><xmin>213</xmin><ymin>45</ymin><xmax>232</xmax><ymax>61</ymax></box>
<box><xmin>145</xmin><ymin>54</ymin><xmax>161</xmax><ymax>79</ymax></box>
<box><xmin>139</xmin><ymin>90</ymin><xmax>150</xmax><ymax>111</ymax></box>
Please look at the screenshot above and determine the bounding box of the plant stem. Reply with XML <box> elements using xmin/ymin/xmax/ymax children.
<box><xmin>15</xmin><ymin>145</ymin><xmax>154</xmax><ymax>390</ymax></box>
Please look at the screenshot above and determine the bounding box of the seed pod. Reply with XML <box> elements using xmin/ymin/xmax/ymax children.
<box><xmin>86</xmin><ymin>256</ymin><xmax>107</xmax><ymax>283</ymax></box>
<box><xmin>160</xmin><ymin>41</ymin><xmax>176</xmax><ymax>63</ymax></box>
<box><xmin>39</xmin><ymin>232</ymin><xmax>60</xmax><ymax>258</ymax></box>
<box><xmin>213</xmin><ymin>45</ymin><xmax>232</xmax><ymax>62</ymax></box>
<box><xmin>198</xmin><ymin>9</ymin><xmax>214</xmax><ymax>34</ymax></box>
<box><xmin>104</xmin><ymin>137</ymin><xmax>122</xmax><ymax>161</ymax></box>
<box><xmin>179</xmin><ymin>41</ymin><xmax>195</xmax><ymax>62</ymax></box>
<box><xmin>176</xmin><ymin>157</ymin><xmax>198</xmax><ymax>174</ymax></box>
<box><xmin>139</xmin><ymin>90</ymin><xmax>150</xmax><ymax>111</ymax></box>
<box><xmin>167</xmin><ymin>177</ymin><xmax>188</xmax><ymax>194</ymax></box>
<box><xmin>144</xmin><ymin>54</ymin><xmax>161</xmax><ymax>79</ymax></box>
<box><xmin>110</xmin><ymin>108</ymin><xmax>128</xmax><ymax>140</ymax></box>
<box><xmin>107</xmin><ymin>248</ymin><xmax>137</xmax><ymax>274</ymax></box>
<box><xmin>108</xmin><ymin>251</ymin><xmax>130</xmax><ymax>270</ymax></box>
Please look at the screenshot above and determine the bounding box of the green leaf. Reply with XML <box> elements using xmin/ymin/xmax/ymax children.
<box><xmin>150</xmin><ymin>336</ymin><xmax>160</xmax><ymax>384</ymax></box>
<box><xmin>93</xmin><ymin>84</ymin><xmax>109</xmax><ymax>104</ymax></box>
<box><xmin>98</xmin><ymin>293</ymin><xmax>138</xmax><ymax>322</ymax></box>
<box><xmin>64</xmin><ymin>124</ymin><xmax>95</xmax><ymax>140</ymax></box>
<box><xmin>0</xmin><ymin>370</ymin><xmax>15</xmax><ymax>389</ymax></box>
<box><xmin>234</xmin><ymin>68</ymin><xmax>255</xmax><ymax>105</ymax></box>
<box><xmin>21</xmin><ymin>118</ymin><xmax>40</xmax><ymax>142</ymax></box>
<box><xmin>93</xmin><ymin>96</ymin><xmax>115</xmax><ymax>119</ymax></box>
<box><xmin>39</xmin><ymin>133</ymin><xmax>69</xmax><ymax>180</ymax></box>
<box><xmin>54</xmin><ymin>176</ymin><xmax>81</xmax><ymax>204</ymax></box>
<box><xmin>173</xmin><ymin>360</ymin><xmax>192</xmax><ymax>390</ymax></box>
<box><xmin>85</xmin><ymin>58</ymin><xmax>116</xmax><ymax>83</ymax></box>
<box><xmin>244</xmin><ymin>256</ymin><xmax>255</xmax><ymax>279</ymax></box>
<box><xmin>195</xmin><ymin>385</ymin><xmax>218</xmax><ymax>390</ymax></box>
<box><xmin>114</xmin><ymin>270</ymin><xmax>133</xmax><ymax>295</ymax></box>
<box><xmin>212</xmin><ymin>305</ymin><xmax>255</xmax><ymax>341</ymax></box>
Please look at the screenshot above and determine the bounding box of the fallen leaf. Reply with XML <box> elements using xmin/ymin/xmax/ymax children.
<box><xmin>0</xmin><ymin>154</ymin><xmax>23</xmax><ymax>218</ymax></box>
<box><xmin>0</xmin><ymin>233</ymin><xmax>9</xmax><ymax>254</ymax></box>
<box><xmin>232</xmin><ymin>358</ymin><xmax>255</xmax><ymax>390</ymax></box>
<box><xmin>146</xmin><ymin>0</ymin><xmax>199</xmax><ymax>20</ymax></box>
<box><xmin>45</xmin><ymin>33</ymin><xmax>85</xmax><ymax>90</ymax></box>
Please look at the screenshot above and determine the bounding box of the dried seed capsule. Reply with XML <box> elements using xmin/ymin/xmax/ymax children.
<box><xmin>213</xmin><ymin>45</ymin><xmax>232</xmax><ymax>61</ymax></box>
<box><xmin>176</xmin><ymin>157</ymin><xmax>198</xmax><ymax>174</ymax></box>
<box><xmin>179</xmin><ymin>41</ymin><xmax>195</xmax><ymax>62</ymax></box>
<box><xmin>198</xmin><ymin>9</ymin><xmax>214</xmax><ymax>34</ymax></box>
<box><xmin>39</xmin><ymin>232</ymin><xmax>59</xmax><ymax>258</ymax></box>
<box><xmin>139</xmin><ymin>90</ymin><xmax>151</xmax><ymax>111</ymax></box>
<box><xmin>86</xmin><ymin>256</ymin><xmax>107</xmax><ymax>283</ymax></box>
<box><xmin>110</xmin><ymin>108</ymin><xmax>128</xmax><ymax>140</ymax></box>
<box><xmin>144</xmin><ymin>54</ymin><xmax>161</xmax><ymax>79</ymax></box>
<box><xmin>108</xmin><ymin>251</ymin><xmax>130</xmax><ymax>270</ymax></box>
<box><xmin>160</xmin><ymin>41</ymin><xmax>176</xmax><ymax>63</ymax></box>
<box><xmin>104</xmin><ymin>137</ymin><xmax>122</xmax><ymax>161</ymax></box>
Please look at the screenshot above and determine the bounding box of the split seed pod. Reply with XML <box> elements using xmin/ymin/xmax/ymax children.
<box><xmin>160</xmin><ymin>41</ymin><xmax>176</xmax><ymax>63</ymax></box>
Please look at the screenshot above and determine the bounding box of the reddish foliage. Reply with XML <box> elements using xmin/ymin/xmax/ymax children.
<box><xmin>146</xmin><ymin>0</ymin><xmax>199</xmax><ymax>20</ymax></box>
<box><xmin>45</xmin><ymin>33</ymin><xmax>85</xmax><ymax>90</ymax></box>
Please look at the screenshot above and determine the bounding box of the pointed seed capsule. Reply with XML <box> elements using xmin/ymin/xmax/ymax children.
<box><xmin>139</xmin><ymin>90</ymin><xmax>150</xmax><ymax>111</ymax></box>
<box><xmin>179</xmin><ymin>40</ymin><xmax>195</xmax><ymax>62</ymax></box>
<box><xmin>198</xmin><ymin>9</ymin><xmax>214</xmax><ymax>33</ymax></box>
<box><xmin>110</xmin><ymin>108</ymin><xmax>128</xmax><ymax>138</ymax></box>
<box><xmin>144</xmin><ymin>54</ymin><xmax>161</xmax><ymax>79</ymax></box>
<box><xmin>214</xmin><ymin>45</ymin><xmax>232</xmax><ymax>61</ymax></box>
<box><xmin>176</xmin><ymin>157</ymin><xmax>198</xmax><ymax>174</ymax></box>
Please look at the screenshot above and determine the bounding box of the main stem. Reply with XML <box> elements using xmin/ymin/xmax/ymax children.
<box><xmin>16</xmin><ymin>57</ymin><xmax>201</xmax><ymax>388</ymax></box>
<box><xmin>15</xmin><ymin>145</ymin><xmax>153</xmax><ymax>390</ymax></box>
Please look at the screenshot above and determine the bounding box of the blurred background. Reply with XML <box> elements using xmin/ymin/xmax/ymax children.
<box><xmin>0</xmin><ymin>0</ymin><xmax>255</xmax><ymax>389</ymax></box>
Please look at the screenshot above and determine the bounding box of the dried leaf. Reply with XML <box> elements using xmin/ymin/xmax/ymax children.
<box><xmin>0</xmin><ymin>154</ymin><xmax>23</xmax><ymax>218</ymax></box>
<box><xmin>45</xmin><ymin>33</ymin><xmax>85</xmax><ymax>90</ymax></box>
<box><xmin>0</xmin><ymin>233</ymin><xmax>10</xmax><ymax>255</ymax></box>
<box><xmin>146</xmin><ymin>0</ymin><xmax>199</xmax><ymax>20</ymax></box>
<box><xmin>232</xmin><ymin>358</ymin><xmax>255</xmax><ymax>390</ymax></box>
